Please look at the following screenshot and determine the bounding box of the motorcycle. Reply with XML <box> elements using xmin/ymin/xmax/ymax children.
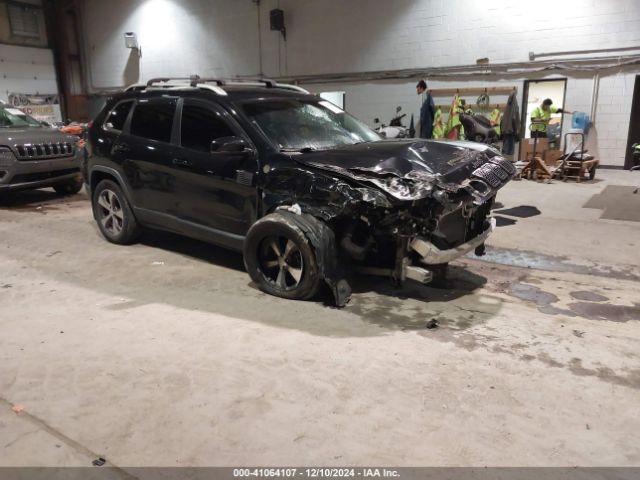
<box><xmin>460</xmin><ymin>112</ymin><xmax>499</xmax><ymax>145</ymax></box>
<box><xmin>374</xmin><ymin>106</ymin><xmax>409</xmax><ymax>139</ymax></box>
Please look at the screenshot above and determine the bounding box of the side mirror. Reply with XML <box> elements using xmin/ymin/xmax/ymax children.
<box><xmin>210</xmin><ymin>136</ymin><xmax>252</xmax><ymax>154</ymax></box>
<box><xmin>396</xmin><ymin>106</ymin><xmax>402</xmax><ymax>113</ymax></box>
<box><xmin>373</xmin><ymin>118</ymin><xmax>380</xmax><ymax>124</ymax></box>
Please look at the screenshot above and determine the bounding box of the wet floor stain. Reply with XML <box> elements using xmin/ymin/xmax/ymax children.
<box><xmin>478</xmin><ymin>246</ymin><xmax>640</xmax><ymax>282</ymax></box>
<box><xmin>570</xmin><ymin>290</ymin><xmax>609</xmax><ymax>302</ymax></box>
<box><xmin>567</xmin><ymin>302</ymin><xmax>640</xmax><ymax>322</ymax></box>
<box><xmin>506</xmin><ymin>282</ymin><xmax>639</xmax><ymax>321</ymax></box>
<box><xmin>508</xmin><ymin>282</ymin><xmax>559</xmax><ymax>306</ymax></box>
<box><xmin>348</xmin><ymin>266</ymin><xmax>500</xmax><ymax>332</ymax></box>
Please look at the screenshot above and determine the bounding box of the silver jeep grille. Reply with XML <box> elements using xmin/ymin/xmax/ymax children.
<box><xmin>14</xmin><ymin>142</ymin><xmax>75</xmax><ymax>161</ymax></box>
<box><xmin>472</xmin><ymin>156</ymin><xmax>516</xmax><ymax>188</ymax></box>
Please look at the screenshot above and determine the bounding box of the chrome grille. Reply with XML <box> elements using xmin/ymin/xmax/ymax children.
<box><xmin>14</xmin><ymin>142</ymin><xmax>75</xmax><ymax>161</ymax></box>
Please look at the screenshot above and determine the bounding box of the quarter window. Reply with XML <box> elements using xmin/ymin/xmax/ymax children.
<box><xmin>180</xmin><ymin>103</ymin><xmax>235</xmax><ymax>153</ymax></box>
<box><xmin>104</xmin><ymin>101</ymin><xmax>133</xmax><ymax>131</ymax></box>
<box><xmin>130</xmin><ymin>100</ymin><xmax>176</xmax><ymax>143</ymax></box>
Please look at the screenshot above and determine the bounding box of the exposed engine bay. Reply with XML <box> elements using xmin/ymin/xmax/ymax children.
<box><xmin>262</xmin><ymin>139</ymin><xmax>516</xmax><ymax>306</ymax></box>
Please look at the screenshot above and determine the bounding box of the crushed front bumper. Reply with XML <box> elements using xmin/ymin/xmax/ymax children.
<box><xmin>410</xmin><ymin>217</ymin><xmax>496</xmax><ymax>264</ymax></box>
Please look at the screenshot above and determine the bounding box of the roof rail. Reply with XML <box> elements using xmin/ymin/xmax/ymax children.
<box><xmin>226</xmin><ymin>79</ymin><xmax>309</xmax><ymax>94</ymax></box>
<box><xmin>129</xmin><ymin>75</ymin><xmax>309</xmax><ymax>95</ymax></box>
<box><xmin>276</xmin><ymin>84</ymin><xmax>310</xmax><ymax>94</ymax></box>
<box><xmin>229</xmin><ymin>77</ymin><xmax>277</xmax><ymax>88</ymax></box>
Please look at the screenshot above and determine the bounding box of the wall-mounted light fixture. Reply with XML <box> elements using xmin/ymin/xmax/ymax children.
<box><xmin>124</xmin><ymin>32</ymin><xmax>141</xmax><ymax>56</ymax></box>
<box><xmin>270</xmin><ymin>9</ymin><xmax>286</xmax><ymax>41</ymax></box>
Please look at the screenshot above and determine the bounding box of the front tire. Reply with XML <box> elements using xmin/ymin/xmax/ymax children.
<box><xmin>53</xmin><ymin>176</ymin><xmax>83</xmax><ymax>195</ymax></box>
<box><xmin>244</xmin><ymin>212</ymin><xmax>322</xmax><ymax>301</ymax></box>
<box><xmin>92</xmin><ymin>179</ymin><xmax>141</xmax><ymax>244</ymax></box>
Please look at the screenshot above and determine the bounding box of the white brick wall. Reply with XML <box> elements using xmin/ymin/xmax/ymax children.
<box><xmin>81</xmin><ymin>0</ymin><xmax>260</xmax><ymax>90</ymax></box>
<box><xmin>77</xmin><ymin>0</ymin><xmax>640</xmax><ymax>166</ymax></box>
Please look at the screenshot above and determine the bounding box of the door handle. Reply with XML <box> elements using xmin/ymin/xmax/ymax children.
<box><xmin>172</xmin><ymin>158</ymin><xmax>192</xmax><ymax>167</ymax></box>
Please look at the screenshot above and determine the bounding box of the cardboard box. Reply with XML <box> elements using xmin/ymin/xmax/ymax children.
<box><xmin>544</xmin><ymin>149</ymin><xmax>564</xmax><ymax>166</ymax></box>
<box><xmin>521</xmin><ymin>138</ymin><xmax>549</xmax><ymax>156</ymax></box>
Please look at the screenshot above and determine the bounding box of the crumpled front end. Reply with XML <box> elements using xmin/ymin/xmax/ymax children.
<box><xmin>262</xmin><ymin>141</ymin><xmax>516</xmax><ymax>305</ymax></box>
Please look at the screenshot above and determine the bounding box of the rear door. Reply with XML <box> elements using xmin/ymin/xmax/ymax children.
<box><xmin>115</xmin><ymin>96</ymin><xmax>181</xmax><ymax>215</ymax></box>
<box><xmin>170</xmin><ymin>98</ymin><xmax>259</xmax><ymax>235</ymax></box>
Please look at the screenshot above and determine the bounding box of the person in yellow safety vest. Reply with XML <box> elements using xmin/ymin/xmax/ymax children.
<box><xmin>489</xmin><ymin>107</ymin><xmax>502</xmax><ymax>136</ymax></box>
<box><xmin>432</xmin><ymin>106</ymin><xmax>444</xmax><ymax>139</ymax></box>
<box><xmin>530</xmin><ymin>98</ymin><xmax>564</xmax><ymax>138</ymax></box>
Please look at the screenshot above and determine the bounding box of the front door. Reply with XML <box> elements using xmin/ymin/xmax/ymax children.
<box><xmin>170</xmin><ymin>98</ymin><xmax>259</xmax><ymax>235</ymax></box>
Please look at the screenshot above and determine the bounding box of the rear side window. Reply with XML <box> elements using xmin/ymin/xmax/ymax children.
<box><xmin>103</xmin><ymin>101</ymin><xmax>133</xmax><ymax>131</ymax></box>
<box><xmin>180</xmin><ymin>102</ymin><xmax>235</xmax><ymax>153</ymax></box>
<box><xmin>130</xmin><ymin>99</ymin><xmax>176</xmax><ymax>143</ymax></box>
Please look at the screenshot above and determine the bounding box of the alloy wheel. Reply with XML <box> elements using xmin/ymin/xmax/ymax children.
<box><xmin>97</xmin><ymin>189</ymin><xmax>124</xmax><ymax>235</ymax></box>
<box><xmin>258</xmin><ymin>236</ymin><xmax>304</xmax><ymax>291</ymax></box>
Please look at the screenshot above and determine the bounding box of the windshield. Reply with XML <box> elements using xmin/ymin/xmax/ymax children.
<box><xmin>241</xmin><ymin>99</ymin><xmax>380</xmax><ymax>151</ymax></box>
<box><xmin>0</xmin><ymin>106</ymin><xmax>42</xmax><ymax>128</ymax></box>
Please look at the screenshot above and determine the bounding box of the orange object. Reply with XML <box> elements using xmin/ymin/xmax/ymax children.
<box><xmin>60</xmin><ymin>125</ymin><xmax>84</xmax><ymax>135</ymax></box>
<box><xmin>11</xmin><ymin>404</ymin><xmax>25</xmax><ymax>414</ymax></box>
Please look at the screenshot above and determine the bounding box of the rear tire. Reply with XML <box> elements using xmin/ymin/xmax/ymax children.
<box><xmin>244</xmin><ymin>212</ymin><xmax>322</xmax><ymax>301</ymax></box>
<box><xmin>92</xmin><ymin>179</ymin><xmax>141</xmax><ymax>245</ymax></box>
<box><xmin>53</xmin><ymin>176</ymin><xmax>83</xmax><ymax>195</ymax></box>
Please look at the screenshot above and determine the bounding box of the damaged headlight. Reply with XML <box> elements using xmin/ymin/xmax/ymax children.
<box><xmin>356</xmin><ymin>187</ymin><xmax>393</xmax><ymax>208</ymax></box>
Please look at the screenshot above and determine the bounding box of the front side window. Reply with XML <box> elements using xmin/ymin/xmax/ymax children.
<box><xmin>240</xmin><ymin>99</ymin><xmax>380</xmax><ymax>151</ymax></box>
<box><xmin>180</xmin><ymin>102</ymin><xmax>235</xmax><ymax>153</ymax></box>
<box><xmin>104</xmin><ymin>101</ymin><xmax>133</xmax><ymax>131</ymax></box>
<box><xmin>130</xmin><ymin>99</ymin><xmax>176</xmax><ymax>143</ymax></box>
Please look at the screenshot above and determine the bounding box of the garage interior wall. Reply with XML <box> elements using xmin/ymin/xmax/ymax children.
<box><xmin>0</xmin><ymin>0</ymin><xmax>57</xmax><ymax>102</ymax></box>
<box><xmin>77</xmin><ymin>0</ymin><xmax>640</xmax><ymax>167</ymax></box>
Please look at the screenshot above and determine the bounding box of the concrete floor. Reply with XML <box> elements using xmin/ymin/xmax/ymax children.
<box><xmin>1</xmin><ymin>170</ymin><xmax>639</xmax><ymax>467</ymax></box>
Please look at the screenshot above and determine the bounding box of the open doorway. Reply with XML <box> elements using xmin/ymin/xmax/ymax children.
<box><xmin>521</xmin><ymin>79</ymin><xmax>567</xmax><ymax>147</ymax></box>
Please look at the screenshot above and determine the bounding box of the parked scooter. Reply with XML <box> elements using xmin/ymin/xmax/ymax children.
<box><xmin>460</xmin><ymin>112</ymin><xmax>499</xmax><ymax>144</ymax></box>
<box><xmin>374</xmin><ymin>106</ymin><xmax>409</xmax><ymax>139</ymax></box>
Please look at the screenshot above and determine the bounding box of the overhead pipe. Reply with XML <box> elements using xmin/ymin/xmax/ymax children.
<box><xmin>269</xmin><ymin>54</ymin><xmax>640</xmax><ymax>85</ymax></box>
<box><xmin>530</xmin><ymin>45</ymin><xmax>640</xmax><ymax>61</ymax></box>
<box><xmin>590</xmin><ymin>72</ymin><xmax>600</xmax><ymax>123</ymax></box>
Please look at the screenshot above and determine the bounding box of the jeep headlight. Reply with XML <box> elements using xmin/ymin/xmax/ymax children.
<box><xmin>0</xmin><ymin>148</ymin><xmax>16</xmax><ymax>167</ymax></box>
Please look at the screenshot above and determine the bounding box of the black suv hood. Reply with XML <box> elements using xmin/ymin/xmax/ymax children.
<box><xmin>292</xmin><ymin>139</ymin><xmax>514</xmax><ymax>202</ymax></box>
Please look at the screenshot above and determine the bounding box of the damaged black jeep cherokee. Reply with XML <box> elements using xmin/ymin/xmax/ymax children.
<box><xmin>85</xmin><ymin>77</ymin><xmax>515</xmax><ymax>306</ymax></box>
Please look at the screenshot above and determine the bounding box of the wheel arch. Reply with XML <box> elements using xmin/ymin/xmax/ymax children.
<box><xmin>89</xmin><ymin>166</ymin><xmax>134</xmax><ymax>202</ymax></box>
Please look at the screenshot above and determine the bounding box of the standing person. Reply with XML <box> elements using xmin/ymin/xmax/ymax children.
<box><xmin>416</xmin><ymin>80</ymin><xmax>435</xmax><ymax>139</ymax></box>
<box><xmin>530</xmin><ymin>98</ymin><xmax>564</xmax><ymax>138</ymax></box>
